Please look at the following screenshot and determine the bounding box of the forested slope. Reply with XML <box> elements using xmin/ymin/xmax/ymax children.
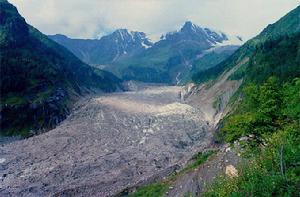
<box><xmin>0</xmin><ymin>0</ymin><xmax>121</xmax><ymax>136</ymax></box>
<box><xmin>204</xmin><ymin>8</ymin><xmax>300</xmax><ymax>196</ymax></box>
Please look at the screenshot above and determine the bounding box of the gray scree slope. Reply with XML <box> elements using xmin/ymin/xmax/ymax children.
<box><xmin>0</xmin><ymin>67</ymin><xmax>241</xmax><ymax>197</ymax></box>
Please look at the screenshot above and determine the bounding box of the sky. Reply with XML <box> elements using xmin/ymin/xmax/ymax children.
<box><xmin>9</xmin><ymin>0</ymin><xmax>300</xmax><ymax>41</ymax></box>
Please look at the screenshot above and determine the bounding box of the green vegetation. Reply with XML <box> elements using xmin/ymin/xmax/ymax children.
<box><xmin>181</xmin><ymin>47</ymin><xmax>237</xmax><ymax>84</ymax></box>
<box><xmin>191</xmin><ymin>45</ymin><xmax>252</xmax><ymax>84</ymax></box>
<box><xmin>203</xmin><ymin>31</ymin><xmax>300</xmax><ymax>196</ymax></box>
<box><xmin>127</xmin><ymin>150</ymin><xmax>216</xmax><ymax>197</ymax></box>
<box><xmin>192</xmin><ymin>5</ymin><xmax>300</xmax><ymax>84</ymax></box>
<box><xmin>0</xmin><ymin>1</ymin><xmax>121</xmax><ymax>136</ymax></box>
<box><xmin>205</xmin><ymin>124</ymin><xmax>300</xmax><ymax>197</ymax></box>
<box><xmin>181</xmin><ymin>150</ymin><xmax>216</xmax><ymax>174</ymax></box>
<box><xmin>227</xmin><ymin>62</ymin><xmax>247</xmax><ymax>80</ymax></box>
<box><xmin>1</xmin><ymin>95</ymin><xmax>27</xmax><ymax>105</ymax></box>
<box><xmin>128</xmin><ymin>183</ymin><xmax>168</xmax><ymax>197</ymax></box>
<box><xmin>0</xmin><ymin>127</ymin><xmax>31</xmax><ymax>137</ymax></box>
<box><xmin>104</xmin><ymin>34</ymin><xmax>237</xmax><ymax>84</ymax></box>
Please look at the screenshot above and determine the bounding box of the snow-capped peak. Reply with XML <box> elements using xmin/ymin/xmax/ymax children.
<box><xmin>109</xmin><ymin>29</ymin><xmax>153</xmax><ymax>50</ymax></box>
<box><xmin>181</xmin><ymin>21</ymin><xmax>199</xmax><ymax>32</ymax></box>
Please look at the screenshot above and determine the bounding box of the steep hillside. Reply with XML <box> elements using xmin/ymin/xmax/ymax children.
<box><xmin>0</xmin><ymin>0</ymin><xmax>121</xmax><ymax>136</ymax></box>
<box><xmin>47</xmin><ymin>34</ymin><xmax>100</xmax><ymax>64</ymax></box>
<box><xmin>205</xmin><ymin>32</ymin><xmax>300</xmax><ymax>197</ymax></box>
<box><xmin>192</xmin><ymin>5</ymin><xmax>300</xmax><ymax>84</ymax></box>
<box><xmin>200</xmin><ymin>6</ymin><xmax>300</xmax><ymax>196</ymax></box>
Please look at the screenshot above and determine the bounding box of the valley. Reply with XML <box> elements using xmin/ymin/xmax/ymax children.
<box><xmin>0</xmin><ymin>84</ymin><xmax>209</xmax><ymax>196</ymax></box>
<box><xmin>1</xmin><ymin>1</ymin><xmax>299</xmax><ymax>196</ymax></box>
<box><xmin>0</xmin><ymin>72</ymin><xmax>241</xmax><ymax>196</ymax></box>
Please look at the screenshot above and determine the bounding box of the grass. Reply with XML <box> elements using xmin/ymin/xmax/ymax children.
<box><xmin>127</xmin><ymin>183</ymin><xmax>169</xmax><ymax>197</ymax></box>
<box><xmin>204</xmin><ymin>126</ymin><xmax>300</xmax><ymax>197</ymax></box>
<box><xmin>1</xmin><ymin>95</ymin><xmax>27</xmax><ymax>105</ymax></box>
<box><xmin>34</xmin><ymin>87</ymin><xmax>54</xmax><ymax>103</ymax></box>
<box><xmin>0</xmin><ymin>127</ymin><xmax>31</xmax><ymax>137</ymax></box>
<box><xmin>127</xmin><ymin>150</ymin><xmax>216</xmax><ymax>197</ymax></box>
<box><xmin>182</xmin><ymin>150</ymin><xmax>216</xmax><ymax>173</ymax></box>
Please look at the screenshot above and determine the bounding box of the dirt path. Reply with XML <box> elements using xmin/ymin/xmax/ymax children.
<box><xmin>165</xmin><ymin>146</ymin><xmax>241</xmax><ymax>197</ymax></box>
<box><xmin>0</xmin><ymin>85</ymin><xmax>214</xmax><ymax>197</ymax></box>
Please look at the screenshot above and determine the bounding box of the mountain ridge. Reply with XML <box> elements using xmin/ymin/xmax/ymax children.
<box><xmin>49</xmin><ymin>21</ymin><xmax>243</xmax><ymax>84</ymax></box>
<box><xmin>49</xmin><ymin>28</ymin><xmax>153</xmax><ymax>65</ymax></box>
<box><xmin>0</xmin><ymin>0</ymin><xmax>122</xmax><ymax>136</ymax></box>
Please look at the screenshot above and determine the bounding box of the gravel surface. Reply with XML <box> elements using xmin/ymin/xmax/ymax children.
<box><xmin>0</xmin><ymin>85</ymin><xmax>214</xmax><ymax>197</ymax></box>
<box><xmin>165</xmin><ymin>145</ymin><xmax>242</xmax><ymax>197</ymax></box>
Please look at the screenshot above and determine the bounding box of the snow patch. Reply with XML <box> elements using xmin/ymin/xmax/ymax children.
<box><xmin>141</xmin><ymin>41</ymin><xmax>151</xmax><ymax>49</ymax></box>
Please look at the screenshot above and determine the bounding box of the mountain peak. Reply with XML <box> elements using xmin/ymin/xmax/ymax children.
<box><xmin>183</xmin><ymin>21</ymin><xmax>194</xmax><ymax>27</ymax></box>
<box><xmin>111</xmin><ymin>29</ymin><xmax>146</xmax><ymax>41</ymax></box>
<box><xmin>108</xmin><ymin>29</ymin><xmax>153</xmax><ymax>49</ymax></box>
<box><xmin>162</xmin><ymin>21</ymin><xmax>243</xmax><ymax>48</ymax></box>
<box><xmin>181</xmin><ymin>21</ymin><xmax>199</xmax><ymax>32</ymax></box>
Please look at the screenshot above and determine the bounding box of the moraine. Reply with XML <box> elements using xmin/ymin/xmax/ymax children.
<box><xmin>0</xmin><ymin>82</ymin><xmax>231</xmax><ymax>196</ymax></box>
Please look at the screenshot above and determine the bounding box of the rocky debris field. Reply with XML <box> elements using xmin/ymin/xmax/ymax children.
<box><xmin>165</xmin><ymin>145</ymin><xmax>241</xmax><ymax>197</ymax></box>
<box><xmin>0</xmin><ymin>85</ymin><xmax>216</xmax><ymax>197</ymax></box>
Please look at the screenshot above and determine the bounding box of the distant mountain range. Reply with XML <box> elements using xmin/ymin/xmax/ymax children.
<box><xmin>49</xmin><ymin>29</ymin><xmax>153</xmax><ymax>64</ymax></box>
<box><xmin>49</xmin><ymin>21</ymin><xmax>243</xmax><ymax>84</ymax></box>
<box><xmin>0</xmin><ymin>0</ymin><xmax>122</xmax><ymax>136</ymax></box>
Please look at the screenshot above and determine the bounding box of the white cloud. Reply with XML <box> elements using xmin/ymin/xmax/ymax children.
<box><xmin>9</xmin><ymin>0</ymin><xmax>299</xmax><ymax>40</ymax></box>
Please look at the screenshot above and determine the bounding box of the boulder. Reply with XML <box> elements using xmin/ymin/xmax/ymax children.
<box><xmin>225</xmin><ymin>165</ymin><xmax>238</xmax><ymax>178</ymax></box>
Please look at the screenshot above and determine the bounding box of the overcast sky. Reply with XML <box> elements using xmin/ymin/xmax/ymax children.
<box><xmin>9</xmin><ymin>0</ymin><xmax>299</xmax><ymax>41</ymax></box>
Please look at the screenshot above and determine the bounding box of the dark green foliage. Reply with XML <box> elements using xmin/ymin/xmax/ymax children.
<box><xmin>245</xmin><ymin>34</ymin><xmax>300</xmax><ymax>84</ymax></box>
<box><xmin>257</xmin><ymin>5</ymin><xmax>300</xmax><ymax>41</ymax></box>
<box><xmin>206</xmin><ymin>33</ymin><xmax>300</xmax><ymax>197</ymax></box>
<box><xmin>122</xmin><ymin>66</ymin><xmax>171</xmax><ymax>83</ymax></box>
<box><xmin>222</xmin><ymin>77</ymin><xmax>292</xmax><ymax>143</ymax></box>
<box><xmin>205</xmin><ymin>125</ymin><xmax>300</xmax><ymax>197</ymax></box>
<box><xmin>206</xmin><ymin>71</ymin><xmax>300</xmax><ymax>197</ymax></box>
<box><xmin>228</xmin><ymin>62</ymin><xmax>247</xmax><ymax>80</ymax></box>
<box><xmin>210</xmin><ymin>122</ymin><xmax>300</xmax><ymax>196</ymax></box>
<box><xmin>222</xmin><ymin>32</ymin><xmax>300</xmax><ymax>143</ymax></box>
<box><xmin>0</xmin><ymin>1</ymin><xmax>121</xmax><ymax>136</ymax></box>
<box><xmin>204</xmin><ymin>7</ymin><xmax>300</xmax><ymax>195</ymax></box>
